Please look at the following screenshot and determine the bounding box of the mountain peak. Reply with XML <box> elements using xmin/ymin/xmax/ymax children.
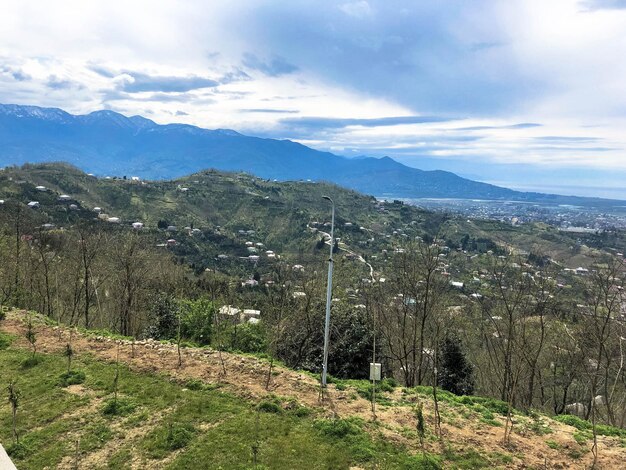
<box><xmin>0</xmin><ymin>103</ymin><xmax>73</xmax><ymax>123</ymax></box>
<box><xmin>215</xmin><ymin>128</ymin><xmax>241</xmax><ymax>137</ymax></box>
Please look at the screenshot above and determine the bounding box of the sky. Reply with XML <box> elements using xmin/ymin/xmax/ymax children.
<box><xmin>1</xmin><ymin>0</ymin><xmax>626</xmax><ymax>196</ymax></box>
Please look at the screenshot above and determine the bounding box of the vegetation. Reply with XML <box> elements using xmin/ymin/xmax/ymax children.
<box><xmin>2</xmin><ymin>163</ymin><xmax>626</xmax><ymax>467</ymax></box>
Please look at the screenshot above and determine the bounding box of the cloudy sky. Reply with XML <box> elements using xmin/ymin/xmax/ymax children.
<box><xmin>2</xmin><ymin>0</ymin><xmax>626</xmax><ymax>196</ymax></box>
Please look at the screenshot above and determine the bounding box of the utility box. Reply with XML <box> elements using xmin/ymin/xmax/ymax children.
<box><xmin>369</xmin><ymin>363</ymin><xmax>381</xmax><ymax>381</ymax></box>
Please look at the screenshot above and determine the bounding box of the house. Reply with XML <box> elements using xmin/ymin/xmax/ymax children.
<box><xmin>27</xmin><ymin>201</ymin><xmax>40</xmax><ymax>208</ymax></box>
<box><xmin>242</xmin><ymin>279</ymin><xmax>259</xmax><ymax>288</ymax></box>
<box><xmin>35</xmin><ymin>185</ymin><xmax>46</xmax><ymax>191</ymax></box>
<box><xmin>166</xmin><ymin>225</ymin><xmax>177</xmax><ymax>232</ymax></box>
<box><xmin>58</xmin><ymin>194</ymin><xmax>72</xmax><ymax>201</ymax></box>
<box><xmin>242</xmin><ymin>309</ymin><xmax>261</xmax><ymax>322</ymax></box>
<box><xmin>132</xmin><ymin>222</ymin><xmax>144</xmax><ymax>230</ymax></box>
<box><xmin>107</xmin><ymin>217</ymin><xmax>121</xmax><ymax>223</ymax></box>
<box><xmin>218</xmin><ymin>305</ymin><xmax>241</xmax><ymax>322</ymax></box>
<box><xmin>93</xmin><ymin>207</ymin><xmax>102</xmax><ymax>213</ymax></box>
<box><xmin>69</xmin><ymin>204</ymin><xmax>79</xmax><ymax>211</ymax></box>
<box><xmin>450</xmin><ymin>281</ymin><xmax>464</xmax><ymax>289</ymax></box>
<box><xmin>131</xmin><ymin>176</ymin><xmax>140</xmax><ymax>181</ymax></box>
<box><xmin>248</xmin><ymin>255</ymin><xmax>260</xmax><ymax>262</ymax></box>
<box><xmin>166</xmin><ymin>239</ymin><xmax>177</xmax><ymax>246</ymax></box>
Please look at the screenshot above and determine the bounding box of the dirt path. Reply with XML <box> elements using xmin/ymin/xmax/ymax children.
<box><xmin>3</xmin><ymin>310</ymin><xmax>626</xmax><ymax>469</ymax></box>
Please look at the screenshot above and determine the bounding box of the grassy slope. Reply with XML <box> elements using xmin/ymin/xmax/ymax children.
<box><xmin>2</xmin><ymin>311</ymin><xmax>626</xmax><ymax>470</ymax></box>
<box><xmin>0</xmin><ymin>332</ymin><xmax>418</xmax><ymax>469</ymax></box>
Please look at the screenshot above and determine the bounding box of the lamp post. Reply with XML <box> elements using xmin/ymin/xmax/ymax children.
<box><xmin>321</xmin><ymin>195</ymin><xmax>335</xmax><ymax>388</ymax></box>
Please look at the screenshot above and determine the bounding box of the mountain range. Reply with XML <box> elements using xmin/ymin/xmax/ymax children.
<box><xmin>0</xmin><ymin>103</ymin><xmax>621</xmax><ymax>205</ymax></box>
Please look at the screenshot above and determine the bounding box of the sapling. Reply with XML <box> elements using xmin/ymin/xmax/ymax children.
<box><xmin>8</xmin><ymin>380</ymin><xmax>21</xmax><ymax>444</ymax></box>
<box><xmin>177</xmin><ymin>307</ymin><xmax>182</xmax><ymax>368</ymax></box>
<box><xmin>415</xmin><ymin>401</ymin><xmax>425</xmax><ymax>450</ymax></box>
<box><xmin>251</xmin><ymin>407</ymin><xmax>261</xmax><ymax>466</ymax></box>
<box><xmin>113</xmin><ymin>341</ymin><xmax>121</xmax><ymax>409</ymax></box>
<box><xmin>64</xmin><ymin>343</ymin><xmax>74</xmax><ymax>374</ymax></box>
<box><xmin>25</xmin><ymin>314</ymin><xmax>37</xmax><ymax>359</ymax></box>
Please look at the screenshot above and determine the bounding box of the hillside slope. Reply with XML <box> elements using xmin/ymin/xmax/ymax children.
<box><xmin>2</xmin><ymin>310</ymin><xmax>626</xmax><ymax>469</ymax></box>
<box><xmin>1</xmin><ymin>103</ymin><xmax>622</xmax><ymax>206</ymax></box>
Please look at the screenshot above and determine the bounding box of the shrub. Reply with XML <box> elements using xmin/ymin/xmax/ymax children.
<box><xmin>227</xmin><ymin>322</ymin><xmax>267</xmax><ymax>354</ymax></box>
<box><xmin>184</xmin><ymin>379</ymin><xmax>206</xmax><ymax>391</ymax></box>
<box><xmin>314</xmin><ymin>417</ymin><xmax>363</xmax><ymax>438</ymax></box>
<box><xmin>6</xmin><ymin>442</ymin><xmax>30</xmax><ymax>460</ymax></box>
<box><xmin>102</xmin><ymin>397</ymin><xmax>136</xmax><ymax>416</ymax></box>
<box><xmin>553</xmin><ymin>414</ymin><xmax>591</xmax><ymax>431</ymax></box>
<box><xmin>0</xmin><ymin>332</ymin><xmax>13</xmax><ymax>349</ymax></box>
<box><xmin>546</xmin><ymin>440</ymin><xmax>560</xmax><ymax>450</ymax></box>
<box><xmin>165</xmin><ymin>423</ymin><xmax>195</xmax><ymax>450</ymax></box>
<box><xmin>145</xmin><ymin>423</ymin><xmax>196</xmax><ymax>458</ymax></box>
<box><xmin>20</xmin><ymin>355</ymin><xmax>42</xmax><ymax>369</ymax></box>
<box><xmin>58</xmin><ymin>370</ymin><xmax>86</xmax><ymax>387</ymax></box>
<box><xmin>258</xmin><ymin>401</ymin><xmax>282</xmax><ymax>414</ymax></box>
<box><xmin>404</xmin><ymin>453</ymin><xmax>442</xmax><ymax>469</ymax></box>
<box><xmin>179</xmin><ymin>298</ymin><xmax>214</xmax><ymax>345</ymax></box>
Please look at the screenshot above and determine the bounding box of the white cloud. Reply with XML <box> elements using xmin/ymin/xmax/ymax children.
<box><xmin>0</xmin><ymin>0</ymin><xmax>625</xmax><ymax>179</ymax></box>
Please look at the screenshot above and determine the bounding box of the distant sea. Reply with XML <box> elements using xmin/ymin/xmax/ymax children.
<box><xmin>486</xmin><ymin>182</ymin><xmax>626</xmax><ymax>201</ymax></box>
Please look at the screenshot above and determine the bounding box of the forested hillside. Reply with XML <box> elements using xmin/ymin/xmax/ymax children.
<box><xmin>1</xmin><ymin>163</ymin><xmax>626</xmax><ymax>468</ymax></box>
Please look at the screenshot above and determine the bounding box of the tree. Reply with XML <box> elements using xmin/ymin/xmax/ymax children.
<box><xmin>438</xmin><ymin>334</ymin><xmax>474</xmax><ymax>396</ymax></box>
<box><xmin>7</xmin><ymin>380</ymin><xmax>21</xmax><ymax>444</ymax></box>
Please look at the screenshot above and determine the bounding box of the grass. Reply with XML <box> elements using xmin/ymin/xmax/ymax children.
<box><xmin>0</xmin><ymin>345</ymin><xmax>450</xmax><ymax>469</ymax></box>
<box><xmin>58</xmin><ymin>369</ymin><xmax>86</xmax><ymax>387</ymax></box>
<box><xmin>0</xmin><ymin>330</ymin><xmax>14</xmax><ymax>349</ymax></box>
<box><xmin>554</xmin><ymin>414</ymin><xmax>626</xmax><ymax>439</ymax></box>
<box><xmin>328</xmin><ymin>376</ymin><xmax>398</xmax><ymax>404</ymax></box>
<box><xmin>2</xmin><ymin>327</ymin><xmax>601</xmax><ymax>469</ymax></box>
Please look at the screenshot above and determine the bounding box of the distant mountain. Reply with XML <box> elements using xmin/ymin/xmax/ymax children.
<box><xmin>0</xmin><ymin>103</ymin><xmax>622</xmax><ymax>205</ymax></box>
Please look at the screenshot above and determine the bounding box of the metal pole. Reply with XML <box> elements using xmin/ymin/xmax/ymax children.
<box><xmin>321</xmin><ymin>196</ymin><xmax>334</xmax><ymax>387</ymax></box>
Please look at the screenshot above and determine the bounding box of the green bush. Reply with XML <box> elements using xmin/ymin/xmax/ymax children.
<box><xmin>403</xmin><ymin>453</ymin><xmax>442</xmax><ymax>469</ymax></box>
<box><xmin>58</xmin><ymin>369</ymin><xmax>86</xmax><ymax>387</ymax></box>
<box><xmin>102</xmin><ymin>397</ymin><xmax>137</xmax><ymax>416</ymax></box>
<box><xmin>553</xmin><ymin>414</ymin><xmax>591</xmax><ymax>431</ymax></box>
<box><xmin>227</xmin><ymin>322</ymin><xmax>267</xmax><ymax>354</ymax></box>
<box><xmin>0</xmin><ymin>331</ymin><xmax>14</xmax><ymax>349</ymax></box>
<box><xmin>314</xmin><ymin>417</ymin><xmax>363</xmax><ymax>438</ymax></box>
<box><xmin>292</xmin><ymin>406</ymin><xmax>312</xmax><ymax>418</ymax></box>
<box><xmin>6</xmin><ymin>442</ymin><xmax>31</xmax><ymax>460</ymax></box>
<box><xmin>258</xmin><ymin>401</ymin><xmax>282</xmax><ymax>413</ymax></box>
<box><xmin>20</xmin><ymin>355</ymin><xmax>42</xmax><ymax>369</ymax></box>
<box><xmin>184</xmin><ymin>378</ymin><xmax>206</xmax><ymax>391</ymax></box>
<box><xmin>179</xmin><ymin>298</ymin><xmax>214</xmax><ymax>345</ymax></box>
<box><xmin>165</xmin><ymin>423</ymin><xmax>195</xmax><ymax>450</ymax></box>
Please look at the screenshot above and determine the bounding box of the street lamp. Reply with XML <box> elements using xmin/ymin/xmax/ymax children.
<box><xmin>321</xmin><ymin>195</ymin><xmax>335</xmax><ymax>388</ymax></box>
